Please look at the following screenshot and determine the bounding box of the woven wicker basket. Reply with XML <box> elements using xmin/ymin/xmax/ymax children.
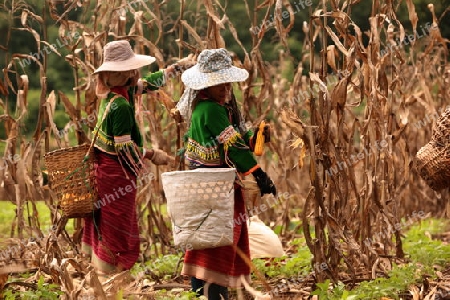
<box><xmin>415</xmin><ymin>141</ymin><xmax>450</xmax><ymax>191</ymax></box>
<box><xmin>241</xmin><ymin>180</ymin><xmax>261</xmax><ymax>212</ymax></box>
<box><xmin>432</xmin><ymin>108</ymin><xmax>450</xmax><ymax>147</ymax></box>
<box><xmin>44</xmin><ymin>144</ymin><xmax>97</xmax><ymax>218</ymax></box>
<box><xmin>161</xmin><ymin>168</ymin><xmax>236</xmax><ymax>250</ymax></box>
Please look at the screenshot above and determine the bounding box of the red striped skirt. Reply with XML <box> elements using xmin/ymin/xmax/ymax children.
<box><xmin>181</xmin><ymin>186</ymin><xmax>251</xmax><ymax>288</ymax></box>
<box><xmin>82</xmin><ymin>150</ymin><xmax>140</xmax><ymax>271</ymax></box>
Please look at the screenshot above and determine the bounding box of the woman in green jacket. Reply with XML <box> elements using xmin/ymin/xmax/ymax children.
<box><xmin>82</xmin><ymin>40</ymin><xmax>194</xmax><ymax>278</ymax></box>
<box><xmin>177</xmin><ymin>48</ymin><xmax>276</xmax><ymax>300</ymax></box>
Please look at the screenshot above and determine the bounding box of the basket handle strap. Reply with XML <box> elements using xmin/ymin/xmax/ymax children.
<box><xmin>84</xmin><ymin>94</ymin><xmax>121</xmax><ymax>159</ymax></box>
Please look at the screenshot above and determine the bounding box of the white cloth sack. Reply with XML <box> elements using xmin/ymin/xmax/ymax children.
<box><xmin>161</xmin><ymin>168</ymin><xmax>236</xmax><ymax>250</ymax></box>
<box><xmin>248</xmin><ymin>216</ymin><xmax>285</xmax><ymax>259</ymax></box>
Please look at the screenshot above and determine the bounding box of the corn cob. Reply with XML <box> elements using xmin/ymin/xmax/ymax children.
<box><xmin>254</xmin><ymin>120</ymin><xmax>266</xmax><ymax>156</ymax></box>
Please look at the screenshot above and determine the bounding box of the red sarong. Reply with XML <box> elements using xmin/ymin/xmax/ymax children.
<box><xmin>82</xmin><ymin>150</ymin><xmax>140</xmax><ymax>270</ymax></box>
<box><xmin>181</xmin><ymin>186</ymin><xmax>251</xmax><ymax>288</ymax></box>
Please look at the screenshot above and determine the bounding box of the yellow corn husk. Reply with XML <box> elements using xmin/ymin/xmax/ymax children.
<box><xmin>298</xmin><ymin>141</ymin><xmax>306</xmax><ymax>169</ymax></box>
<box><xmin>290</xmin><ymin>137</ymin><xmax>306</xmax><ymax>168</ymax></box>
<box><xmin>254</xmin><ymin>120</ymin><xmax>266</xmax><ymax>156</ymax></box>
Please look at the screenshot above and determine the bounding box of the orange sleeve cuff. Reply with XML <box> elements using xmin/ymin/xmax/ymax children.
<box><xmin>243</xmin><ymin>164</ymin><xmax>260</xmax><ymax>176</ymax></box>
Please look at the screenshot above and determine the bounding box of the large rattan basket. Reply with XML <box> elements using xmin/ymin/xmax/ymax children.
<box><xmin>44</xmin><ymin>144</ymin><xmax>97</xmax><ymax>218</ymax></box>
<box><xmin>415</xmin><ymin>141</ymin><xmax>450</xmax><ymax>191</ymax></box>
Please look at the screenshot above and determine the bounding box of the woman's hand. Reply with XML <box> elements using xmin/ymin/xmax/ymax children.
<box><xmin>145</xmin><ymin>148</ymin><xmax>175</xmax><ymax>165</ymax></box>
<box><xmin>136</xmin><ymin>78</ymin><xmax>145</xmax><ymax>96</ymax></box>
<box><xmin>252</xmin><ymin>167</ymin><xmax>277</xmax><ymax>196</ymax></box>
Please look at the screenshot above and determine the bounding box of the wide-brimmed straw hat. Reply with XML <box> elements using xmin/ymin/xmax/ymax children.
<box><xmin>93</xmin><ymin>40</ymin><xmax>156</xmax><ymax>74</ymax></box>
<box><xmin>181</xmin><ymin>48</ymin><xmax>248</xmax><ymax>90</ymax></box>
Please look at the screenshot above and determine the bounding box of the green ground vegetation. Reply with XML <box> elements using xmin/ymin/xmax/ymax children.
<box><xmin>1</xmin><ymin>204</ymin><xmax>450</xmax><ymax>299</ymax></box>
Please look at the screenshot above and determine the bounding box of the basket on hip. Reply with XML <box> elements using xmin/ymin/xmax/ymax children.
<box><xmin>161</xmin><ymin>168</ymin><xmax>236</xmax><ymax>250</ymax></box>
<box><xmin>44</xmin><ymin>95</ymin><xmax>118</xmax><ymax>218</ymax></box>
<box><xmin>44</xmin><ymin>144</ymin><xmax>97</xmax><ymax>218</ymax></box>
<box><xmin>415</xmin><ymin>141</ymin><xmax>450</xmax><ymax>191</ymax></box>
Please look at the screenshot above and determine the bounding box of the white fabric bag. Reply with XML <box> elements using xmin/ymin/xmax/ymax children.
<box><xmin>161</xmin><ymin>168</ymin><xmax>236</xmax><ymax>250</ymax></box>
<box><xmin>248</xmin><ymin>216</ymin><xmax>285</xmax><ymax>259</ymax></box>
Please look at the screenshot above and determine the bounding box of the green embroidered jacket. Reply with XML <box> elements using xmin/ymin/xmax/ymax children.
<box><xmin>94</xmin><ymin>71</ymin><xmax>164</xmax><ymax>173</ymax></box>
<box><xmin>185</xmin><ymin>99</ymin><xmax>258</xmax><ymax>175</ymax></box>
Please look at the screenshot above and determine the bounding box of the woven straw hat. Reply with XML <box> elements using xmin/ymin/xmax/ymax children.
<box><xmin>94</xmin><ymin>40</ymin><xmax>156</xmax><ymax>74</ymax></box>
<box><xmin>181</xmin><ymin>48</ymin><xmax>248</xmax><ymax>90</ymax></box>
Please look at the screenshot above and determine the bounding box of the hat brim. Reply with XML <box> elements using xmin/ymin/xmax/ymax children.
<box><xmin>181</xmin><ymin>65</ymin><xmax>249</xmax><ymax>90</ymax></box>
<box><xmin>93</xmin><ymin>54</ymin><xmax>156</xmax><ymax>74</ymax></box>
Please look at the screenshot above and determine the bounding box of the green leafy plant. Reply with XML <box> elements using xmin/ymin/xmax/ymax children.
<box><xmin>154</xmin><ymin>289</ymin><xmax>201</xmax><ymax>300</ymax></box>
<box><xmin>310</xmin><ymin>279</ymin><xmax>332</xmax><ymax>299</ymax></box>
<box><xmin>403</xmin><ymin>219</ymin><xmax>450</xmax><ymax>270</ymax></box>
<box><xmin>3</xmin><ymin>275</ymin><xmax>63</xmax><ymax>300</ymax></box>
<box><xmin>310</xmin><ymin>218</ymin><xmax>450</xmax><ymax>299</ymax></box>
<box><xmin>253</xmin><ymin>237</ymin><xmax>312</xmax><ymax>279</ymax></box>
<box><xmin>132</xmin><ymin>253</ymin><xmax>183</xmax><ymax>279</ymax></box>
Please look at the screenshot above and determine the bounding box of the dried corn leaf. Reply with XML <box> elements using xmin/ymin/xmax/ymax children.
<box><xmin>424</xmin><ymin>286</ymin><xmax>438</xmax><ymax>300</ymax></box>
<box><xmin>204</xmin><ymin>0</ymin><xmax>225</xmax><ymax>29</ymax></box>
<box><xmin>138</xmin><ymin>0</ymin><xmax>161</xmax><ymax>41</ymax></box>
<box><xmin>280</xmin><ymin>109</ymin><xmax>308</xmax><ymax>143</ymax></box>
<box><xmin>225</xmin><ymin>19</ymin><xmax>249</xmax><ymax>57</ymax></box>
<box><xmin>180</xmin><ymin>20</ymin><xmax>205</xmax><ymax>48</ymax></box>
<box><xmin>327</xmin><ymin>45</ymin><xmax>338</xmax><ymax>73</ymax></box>
<box><xmin>20</xmin><ymin>10</ymin><xmax>28</xmax><ymax>26</ymax></box>
<box><xmin>298</xmin><ymin>143</ymin><xmax>306</xmax><ymax>169</ymax></box>
<box><xmin>324</xmin><ymin>25</ymin><xmax>349</xmax><ymax>57</ymax></box>
<box><xmin>273</xmin><ymin>0</ymin><xmax>292</xmax><ymax>50</ymax></box>
<box><xmin>255</xmin><ymin>0</ymin><xmax>274</xmax><ymax>9</ymax></box>
<box><xmin>378</xmin><ymin>68</ymin><xmax>388</xmax><ymax>98</ymax></box>
<box><xmin>58</xmin><ymin>91</ymin><xmax>76</xmax><ymax>120</ymax></box>
<box><xmin>84</xmin><ymin>82</ymin><xmax>98</xmax><ymax>129</ymax></box>
<box><xmin>331</xmin><ymin>76</ymin><xmax>348</xmax><ymax>108</ymax></box>
<box><xmin>419</xmin><ymin>75</ymin><xmax>434</xmax><ymax>109</ymax></box>
<box><xmin>405</xmin><ymin>0</ymin><xmax>418</xmax><ymax>34</ymax></box>
<box><xmin>41</xmin><ymin>41</ymin><xmax>62</xmax><ymax>56</ymax></box>
<box><xmin>16</xmin><ymin>28</ymin><xmax>40</xmax><ymax>51</ymax></box>
<box><xmin>65</xmin><ymin>54</ymin><xmax>92</xmax><ymax>90</ymax></box>
<box><xmin>44</xmin><ymin>103</ymin><xmax>62</xmax><ymax>148</ymax></box>
<box><xmin>15</xmin><ymin>91</ymin><xmax>27</xmax><ymax>121</ymax></box>
<box><xmin>290</xmin><ymin>138</ymin><xmax>304</xmax><ymax>149</ymax></box>
<box><xmin>139</xmin><ymin>39</ymin><xmax>164</xmax><ymax>65</ymax></box>
<box><xmin>309</xmin><ymin>72</ymin><xmax>330</xmax><ymax>98</ymax></box>
<box><xmin>18</xmin><ymin>75</ymin><xmax>28</xmax><ymax>105</ymax></box>
<box><xmin>87</xmin><ymin>271</ymin><xmax>107</xmax><ymax>300</ymax></box>
<box><xmin>83</xmin><ymin>31</ymin><xmax>95</xmax><ymax>47</ymax></box>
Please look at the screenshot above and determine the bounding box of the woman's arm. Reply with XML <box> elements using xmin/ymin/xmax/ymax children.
<box><xmin>138</xmin><ymin>56</ymin><xmax>196</xmax><ymax>93</ymax></box>
<box><xmin>202</xmin><ymin>102</ymin><xmax>259</xmax><ymax>175</ymax></box>
<box><xmin>110</xmin><ymin>98</ymin><xmax>146</xmax><ymax>175</ymax></box>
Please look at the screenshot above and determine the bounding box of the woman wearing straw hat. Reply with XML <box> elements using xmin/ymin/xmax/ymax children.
<box><xmin>176</xmin><ymin>48</ymin><xmax>277</xmax><ymax>299</ymax></box>
<box><xmin>82</xmin><ymin>40</ymin><xmax>194</xmax><ymax>278</ymax></box>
